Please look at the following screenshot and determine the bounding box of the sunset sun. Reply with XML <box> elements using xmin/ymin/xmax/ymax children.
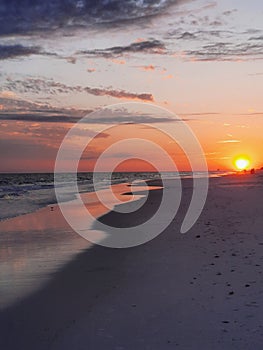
<box><xmin>234</xmin><ymin>156</ymin><xmax>250</xmax><ymax>171</ymax></box>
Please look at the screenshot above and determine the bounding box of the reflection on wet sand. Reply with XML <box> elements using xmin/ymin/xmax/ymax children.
<box><xmin>0</xmin><ymin>182</ymin><xmax>144</xmax><ymax>308</ymax></box>
<box><xmin>0</xmin><ymin>184</ymin><xmax>157</xmax><ymax>308</ymax></box>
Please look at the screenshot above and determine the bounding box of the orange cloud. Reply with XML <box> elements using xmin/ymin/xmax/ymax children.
<box><xmin>140</xmin><ymin>64</ymin><xmax>155</xmax><ymax>71</ymax></box>
<box><xmin>135</xmin><ymin>38</ymin><xmax>145</xmax><ymax>43</ymax></box>
<box><xmin>87</xmin><ymin>68</ymin><xmax>96</xmax><ymax>73</ymax></box>
<box><xmin>0</xmin><ymin>90</ymin><xmax>17</xmax><ymax>98</ymax></box>
<box><xmin>217</xmin><ymin>140</ymin><xmax>240</xmax><ymax>144</ymax></box>
<box><xmin>162</xmin><ymin>74</ymin><xmax>174</xmax><ymax>80</ymax></box>
<box><xmin>111</xmin><ymin>59</ymin><xmax>126</xmax><ymax>65</ymax></box>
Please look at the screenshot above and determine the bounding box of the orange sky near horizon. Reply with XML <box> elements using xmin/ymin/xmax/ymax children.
<box><xmin>1</xmin><ymin>114</ymin><xmax>262</xmax><ymax>173</ymax></box>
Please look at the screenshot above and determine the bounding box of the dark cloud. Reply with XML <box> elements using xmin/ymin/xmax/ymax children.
<box><xmin>222</xmin><ymin>9</ymin><xmax>237</xmax><ymax>16</ymax></box>
<box><xmin>0</xmin><ymin>95</ymin><xmax>87</xmax><ymax>114</ymax></box>
<box><xmin>0</xmin><ymin>113</ymin><xmax>83</xmax><ymax>124</ymax></box>
<box><xmin>178</xmin><ymin>32</ymin><xmax>196</xmax><ymax>40</ymax></box>
<box><xmin>0</xmin><ymin>96</ymin><xmax>177</xmax><ymax>124</ymax></box>
<box><xmin>249</xmin><ymin>36</ymin><xmax>263</xmax><ymax>41</ymax></box>
<box><xmin>0</xmin><ymin>110</ymin><xmax>177</xmax><ymax>125</ymax></box>
<box><xmin>0</xmin><ymin>44</ymin><xmax>60</xmax><ymax>61</ymax></box>
<box><xmin>0</xmin><ymin>0</ymin><xmax>188</xmax><ymax>37</ymax></box>
<box><xmin>209</xmin><ymin>20</ymin><xmax>222</xmax><ymax>26</ymax></box>
<box><xmin>0</xmin><ymin>44</ymin><xmax>44</xmax><ymax>60</ymax></box>
<box><xmin>0</xmin><ymin>95</ymin><xmax>90</xmax><ymax>123</ymax></box>
<box><xmin>166</xmin><ymin>29</ymin><xmax>235</xmax><ymax>41</ymax></box>
<box><xmin>244</xmin><ymin>29</ymin><xmax>262</xmax><ymax>35</ymax></box>
<box><xmin>185</xmin><ymin>41</ymin><xmax>263</xmax><ymax>61</ymax></box>
<box><xmin>0</xmin><ymin>40</ymin><xmax>165</xmax><ymax>63</ymax></box>
<box><xmin>194</xmin><ymin>29</ymin><xmax>234</xmax><ymax>38</ymax></box>
<box><xmin>71</xmin><ymin>107</ymin><xmax>190</xmax><ymax>124</ymax></box>
<box><xmin>77</xmin><ymin>40</ymin><xmax>166</xmax><ymax>58</ymax></box>
<box><xmin>165</xmin><ymin>20</ymin><xmax>263</xmax><ymax>61</ymax></box>
<box><xmin>83</xmin><ymin>87</ymin><xmax>154</xmax><ymax>101</ymax></box>
<box><xmin>78</xmin><ymin>115</ymin><xmax>178</xmax><ymax>124</ymax></box>
<box><xmin>4</xmin><ymin>78</ymin><xmax>154</xmax><ymax>101</ymax></box>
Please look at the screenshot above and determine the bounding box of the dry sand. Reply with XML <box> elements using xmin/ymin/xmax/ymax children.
<box><xmin>1</xmin><ymin>173</ymin><xmax>263</xmax><ymax>349</ymax></box>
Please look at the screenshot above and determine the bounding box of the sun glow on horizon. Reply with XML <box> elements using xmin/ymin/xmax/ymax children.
<box><xmin>234</xmin><ymin>156</ymin><xmax>250</xmax><ymax>171</ymax></box>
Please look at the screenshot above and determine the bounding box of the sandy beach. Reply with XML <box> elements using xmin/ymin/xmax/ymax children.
<box><xmin>1</xmin><ymin>173</ymin><xmax>263</xmax><ymax>349</ymax></box>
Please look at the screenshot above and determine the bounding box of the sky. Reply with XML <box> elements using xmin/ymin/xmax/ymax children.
<box><xmin>0</xmin><ymin>0</ymin><xmax>263</xmax><ymax>172</ymax></box>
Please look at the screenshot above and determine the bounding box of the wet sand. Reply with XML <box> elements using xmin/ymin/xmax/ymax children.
<box><xmin>1</xmin><ymin>174</ymin><xmax>263</xmax><ymax>349</ymax></box>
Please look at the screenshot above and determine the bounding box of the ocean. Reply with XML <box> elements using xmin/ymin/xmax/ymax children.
<box><xmin>0</xmin><ymin>172</ymin><xmax>158</xmax><ymax>221</ymax></box>
<box><xmin>0</xmin><ymin>171</ymin><xmax>214</xmax><ymax>221</ymax></box>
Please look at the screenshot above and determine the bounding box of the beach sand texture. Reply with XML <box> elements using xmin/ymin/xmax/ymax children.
<box><xmin>0</xmin><ymin>174</ymin><xmax>263</xmax><ymax>349</ymax></box>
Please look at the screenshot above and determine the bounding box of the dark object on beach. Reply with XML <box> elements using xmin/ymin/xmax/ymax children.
<box><xmin>50</xmin><ymin>206</ymin><xmax>54</xmax><ymax>211</ymax></box>
<box><xmin>250</xmin><ymin>168</ymin><xmax>255</xmax><ymax>174</ymax></box>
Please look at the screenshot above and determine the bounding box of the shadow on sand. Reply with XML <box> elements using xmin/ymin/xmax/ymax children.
<box><xmin>0</xmin><ymin>181</ymin><xmax>197</xmax><ymax>350</ymax></box>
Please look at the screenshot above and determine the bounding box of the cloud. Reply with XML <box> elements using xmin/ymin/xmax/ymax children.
<box><xmin>0</xmin><ymin>96</ymin><xmax>179</xmax><ymax>124</ymax></box>
<box><xmin>0</xmin><ymin>44</ymin><xmax>49</xmax><ymax>60</ymax></box>
<box><xmin>249</xmin><ymin>36</ymin><xmax>263</xmax><ymax>41</ymax></box>
<box><xmin>0</xmin><ymin>113</ymin><xmax>84</xmax><ymax>124</ymax></box>
<box><xmin>84</xmin><ymin>87</ymin><xmax>154</xmax><ymax>101</ymax></box>
<box><xmin>165</xmin><ymin>28</ymin><xmax>236</xmax><ymax>42</ymax></box>
<box><xmin>162</xmin><ymin>74</ymin><xmax>174</xmax><ymax>80</ymax></box>
<box><xmin>0</xmin><ymin>95</ymin><xmax>90</xmax><ymax>123</ymax></box>
<box><xmin>179</xmin><ymin>112</ymin><xmax>220</xmax><ymax>116</ymax></box>
<box><xmin>136</xmin><ymin>64</ymin><xmax>156</xmax><ymax>71</ymax></box>
<box><xmin>0</xmin><ymin>112</ymin><xmax>177</xmax><ymax>125</ymax></box>
<box><xmin>83</xmin><ymin>107</ymin><xmax>191</xmax><ymax>124</ymax></box>
<box><xmin>217</xmin><ymin>140</ymin><xmax>240</xmax><ymax>144</ymax></box>
<box><xmin>77</xmin><ymin>40</ymin><xmax>166</xmax><ymax>58</ymax></box>
<box><xmin>4</xmin><ymin>77</ymin><xmax>154</xmax><ymax>101</ymax></box>
<box><xmin>184</xmin><ymin>41</ymin><xmax>263</xmax><ymax>61</ymax></box>
<box><xmin>66</xmin><ymin>56</ymin><xmax>77</xmax><ymax>64</ymax></box>
<box><xmin>110</xmin><ymin>59</ymin><xmax>126</xmax><ymax>65</ymax></box>
<box><xmin>87</xmin><ymin>68</ymin><xmax>96</xmax><ymax>73</ymax></box>
<box><xmin>209</xmin><ymin>20</ymin><xmax>222</xmax><ymax>26</ymax></box>
<box><xmin>81</xmin><ymin>115</ymin><xmax>177</xmax><ymax>124</ymax></box>
<box><xmin>163</xmin><ymin>6</ymin><xmax>263</xmax><ymax>62</ymax></box>
<box><xmin>222</xmin><ymin>9</ymin><xmax>237</xmax><ymax>16</ymax></box>
<box><xmin>201</xmin><ymin>2</ymin><xmax>217</xmax><ymax>11</ymax></box>
<box><xmin>178</xmin><ymin>32</ymin><xmax>196</xmax><ymax>39</ymax></box>
<box><xmin>0</xmin><ymin>44</ymin><xmax>62</xmax><ymax>61</ymax></box>
<box><xmin>0</xmin><ymin>0</ymin><xmax>191</xmax><ymax>37</ymax></box>
<box><xmin>237</xmin><ymin>112</ymin><xmax>263</xmax><ymax>116</ymax></box>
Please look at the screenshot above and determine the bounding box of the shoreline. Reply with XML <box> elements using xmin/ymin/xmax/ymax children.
<box><xmin>0</xmin><ymin>170</ymin><xmax>229</xmax><ymax>222</ymax></box>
